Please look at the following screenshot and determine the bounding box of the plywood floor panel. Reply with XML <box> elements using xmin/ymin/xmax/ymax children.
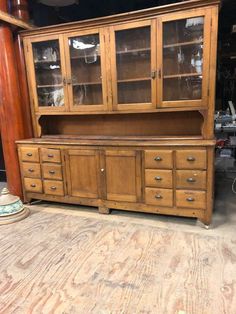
<box><xmin>0</xmin><ymin>206</ymin><xmax>236</xmax><ymax>314</ymax></box>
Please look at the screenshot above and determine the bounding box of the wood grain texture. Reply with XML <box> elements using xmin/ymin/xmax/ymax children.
<box><xmin>0</xmin><ymin>207</ymin><xmax>235</xmax><ymax>313</ymax></box>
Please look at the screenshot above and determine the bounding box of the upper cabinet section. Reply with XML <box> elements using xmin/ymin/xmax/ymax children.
<box><xmin>159</xmin><ymin>9</ymin><xmax>211</xmax><ymax>108</ymax></box>
<box><xmin>110</xmin><ymin>21</ymin><xmax>156</xmax><ymax>110</ymax></box>
<box><xmin>23</xmin><ymin>4</ymin><xmax>216</xmax><ymax>114</ymax></box>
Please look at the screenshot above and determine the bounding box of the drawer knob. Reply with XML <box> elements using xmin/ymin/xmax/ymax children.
<box><xmin>48</xmin><ymin>154</ymin><xmax>54</xmax><ymax>158</ymax></box>
<box><xmin>187</xmin><ymin>156</ymin><xmax>195</xmax><ymax>161</ymax></box>
<box><xmin>155</xmin><ymin>194</ymin><xmax>163</xmax><ymax>199</ymax></box>
<box><xmin>186</xmin><ymin>197</ymin><xmax>195</xmax><ymax>202</ymax></box>
<box><xmin>30</xmin><ymin>184</ymin><xmax>36</xmax><ymax>188</ymax></box>
<box><xmin>50</xmin><ymin>186</ymin><xmax>57</xmax><ymax>190</ymax></box>
<box><xmin>154</xmin><ymin>156</ymin><xmax>162</xmax><ymax>161</ymax></box>
<box><xmin>187</xmin><ymin>177</ymin><xmax>196</xmax><ymax>183</ymax></box>
<box><xmin>28</xmin><ymin>168</ymin><xmax>34</xmax><ymax>173</ymax></box>
<box><xmin>27</xmin><ymin>153</ymin><xmax>32</xmax><ymax>157</ymax></box>
<box><xmin>49</xmin><ymin>170</ymin><xmax>55</xmax><ymax>174</ymax></box>
<box><xmin>155</xmin><ymin>176</ymin><xmax>162</xmax><ymax>181</ymax></box>
<box><xmin>101</xmin><ymin>168</ymin><xmax>105</xmax><ymax>172</ymax></box>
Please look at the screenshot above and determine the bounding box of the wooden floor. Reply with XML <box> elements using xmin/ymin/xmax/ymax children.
<box><xmin>0</xmin><ymin>175</ymin><xmax>236</xmax><ymax>313</ymax></box>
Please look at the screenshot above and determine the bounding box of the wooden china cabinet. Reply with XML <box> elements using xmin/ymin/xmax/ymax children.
<box><xmin>17</xmin><ymin>0</ymin><xmax>219</xmax><ymax>226</ymax></box>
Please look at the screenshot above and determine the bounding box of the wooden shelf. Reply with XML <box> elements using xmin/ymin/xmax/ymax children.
<box><xmin>116</xmin><ymin>47</ymin><xmax>151</xmax><ymax>55</ymax></box>
<box><xmin>70</xmin><ymin>54</ymin><xmax>101</xmax><ymax>60</ymax></box>
<box><xmin>72</xmin><ymin>81</ymin><xmax>102</xmax><ymax>86</ymax></box>
<box><xmin>35</xmin><ymin>60</ymin><xmax>60</xmax><ymax>64</ymax></box>
<box><xmin>37</xmin><ymin>84</ymin><xmax>63</xmax><ymax>88</ymax></box>
<box><xmin>163</xmin><ymin>39</ymin><xmax>203</xmax><ymax>49</ymax></box>
<box><xmin>164</xmin><ymin>73</ymin><xmax>202</xmax><ymax>79</ymax></box>
<box><xmin>118</xmin><ymin>77</ymin><xmax>150</xmax><ymax>83</ymax></box>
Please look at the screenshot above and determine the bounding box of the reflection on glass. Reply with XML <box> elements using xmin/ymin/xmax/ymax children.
<box><xmin>69</xmin><ymin>34</ymin><xmax>102</xmax><ymax>106</ymax></box>
<box><xmin>164</xmin><ymin>76</ymin><xmax>202</xmax><ymax>101</ymax></box>
<box><xmin>115</xmin><ymin>26</ymin><xmax>151</xmax><ymax>104</ymax></box>
<box><xmin>163</xmin><ymin>16</ymin><xmax>204</xmax><ymax>101</ymax></box>
<box><xmin>33</xmin><ymin>40</ymin><xmax>64</xmax><ymax>107</ymax></box>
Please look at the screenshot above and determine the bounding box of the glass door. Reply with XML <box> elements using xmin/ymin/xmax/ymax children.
<box><xmin>64</xmin><ymin>29</ymin><xmax>108</xmax><ymax>112</ymax></box>
<box><xmin>110</xmin><ymin>20</ymin><xmax>156</xmax><ymax>111</ymax></box>
<box><xmin>158</xmin><ymin>9</ymin><xmax>211</xmax><ymax>108</ymax></box>
<box><xmin>28</xmin><ymin>35</ymin><xmax>68</xmax><ymax>112</ymax></box>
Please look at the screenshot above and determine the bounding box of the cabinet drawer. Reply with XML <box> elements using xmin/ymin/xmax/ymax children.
<box><xmin>41</xmin><ymin>148</ymin><xmax>61</xmax><ymax>163</ymax></box>
<box><xmin>24</xmin><ymin>178</ymin><xmax>42</xmax><ymax>193</ymax></box>
<box><xmin>145</xmin><ymin>188</ymin><xmax>173</xmax><ymax>207</ymax></box>
<box><xmin>42</xmin><ymin>164</ymin><xmax>62</xmax><ymax>180</ymax></box>
<box><xmin>176</xmin><ymin>170</ymin><xmax>206</xmax><ymax>190</ymax></box>
<box><xmin>22</xmin><ymin>163</ymin><xmax>41</xmax><ymax>178</ymax></box>
<box><xmin>20</xmin><ymin>147</ymin><xmax>39</xmax><ymax>162</ymax></box>
<box><xmin>176</xmin><ymin>190</ymin><xmax>206</xmax><ymax>209</ymax></box>
<box><xmin>176</xmin><ymin>150</ymin><xmax>206</xmax><ymax>169</ymax></box>
<box><xmin>145</xmin><ymin>150</ymin><xmax>173</xmax><ymax>169</ymax></box>
<box><xmin>43</xmin><ymin>180</ymin><xmax>64</xmax><ymax>196</ymax></box>
<box><xmin>145</xmin><ymin>169</ymin><xmax>172</xmax><ymax>188</ymax></box>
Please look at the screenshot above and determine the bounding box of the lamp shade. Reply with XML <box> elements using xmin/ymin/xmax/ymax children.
<box><xmin>39</xmin><ymin>0</ymin><xmax>78</xmax><ymax>7</ymax></box>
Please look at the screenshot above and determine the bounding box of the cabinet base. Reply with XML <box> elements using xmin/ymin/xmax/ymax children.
<box><xmin>98</xmin><ymin>206</ymin><xmax>110</xmax><ymax>214</ymax></box>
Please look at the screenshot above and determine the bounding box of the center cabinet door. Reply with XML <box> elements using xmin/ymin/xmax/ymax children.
<box><xmin>65</xmin><ymin>149</ymin><xmax>100</xmax><ymax>198</ymax></box>
<box><xmin>109</xmin><ymin>20</ymin><xmax>157</xmax><ymax>111</ymax></box>
<box><xmin>63</xmin><ymin>29</ymin><xmax>109</xmax><ymax>112</ymax></box>
<box><xmin>103</xmin><ymin>150</ymin><xmax>142</xmax><ymax>202</ymax></box>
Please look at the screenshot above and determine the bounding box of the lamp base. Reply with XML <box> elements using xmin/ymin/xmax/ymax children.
<box><xmin>0</xmin><ymin>207</ymin><xmax>30</xmax><ymax>225</ymax></box>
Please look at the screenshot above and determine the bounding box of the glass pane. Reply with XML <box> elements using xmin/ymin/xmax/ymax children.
<box><xmin>115</xmin><ymin>26</ymin><xmax>151</xmax><ymax>104</ymax></box>
<box><xmin>164</xmin><ymin>76</ymin><xmax>202</xmax><ymax>101</ymax></box>
<box><xmin>69</xmin><ymin>34</ymin><xmax>102</xmax><ymax>106</ymax></box>
<box><xmin>163</xmin><ymin>16</ymin><xmax>204</xmax><ymax>101</ymax></box>
<box><xmin>32</xmin><ymin>40</ymin><xmax>64</xmax><ymax>107</ymax></box>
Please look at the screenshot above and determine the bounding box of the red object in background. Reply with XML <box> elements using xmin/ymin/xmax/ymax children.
<box><xmin>216</xmin><ymin>139</ymin><xmax>229</xmax><ymax>148</ymax></box>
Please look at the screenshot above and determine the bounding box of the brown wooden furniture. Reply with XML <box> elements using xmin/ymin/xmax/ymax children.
<box><xmin>16</xmin><ymin>0</ymin><xmax>219</xmax><ymax>225</ymax></box>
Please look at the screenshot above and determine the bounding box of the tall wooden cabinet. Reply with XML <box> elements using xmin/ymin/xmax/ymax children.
<box><xmin>17</xmin><ymin>0</ymin><xmax>219</xmax><ymax>225</ymax></box>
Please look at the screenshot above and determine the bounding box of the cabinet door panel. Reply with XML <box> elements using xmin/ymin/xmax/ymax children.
<box><xmin>64</xmin><ymin>29</ymin><xmax>108</xmax><ymax>112</ymax></box>
<box><xmin>158</xmin><ymin>8</ymin><xmax>211</xmax><ymax>107</ymax></box>
<box><xmin>66</xmin><ymin>150</ymin><xmax>100</xmax><ymax>198</ymax></box>
<box><xmin>27</xmin><ymin>35</ymin><xmax>68</xmax><ymax>112</ymax></box>
<box><xmin>104</xmin><ymin>150</ymin><xmax>142</xmax><ymax>202</ymax></box>
<box><xmin>110</xmin><ymin>20</ymin><xmax>156</xmax><ymax>110</ymax></box>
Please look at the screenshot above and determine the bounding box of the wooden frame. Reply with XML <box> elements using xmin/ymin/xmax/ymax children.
<box><xmin>157</xmin><ymin>8</ymin><xmax>212</xmax><ymax>108</ymax></box>
<box><xmin>109</xmin><ymin>19</ymin><xmax>156</xmax><ymax>111</ymax></box>
<box><xmin>25</xmin><ymin>34</ymin><xmax>69</xmax><ymax>113</ymax></box>
<box><xmin>63</xmin><ymin>28</ymin><xmax>109</xmax><ymax>112</ymax></box>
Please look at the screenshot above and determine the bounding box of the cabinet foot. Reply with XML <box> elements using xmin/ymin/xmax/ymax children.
<box><xmin>197</xmin><ymin>218</ymin><xmax>211</xmax><ymax>229</ymax></box>
<box><xmin>98</xmin><ymin>206</ymin><xmax>110</xmax><ymax>214</ymax></box>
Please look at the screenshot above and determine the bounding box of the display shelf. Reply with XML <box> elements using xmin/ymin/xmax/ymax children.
<box><xmin>72</xmin><ymin>81</ymin><xmax>101</xmax><ymax>86</ymax></box>
<box><xmin>116</xmin><ymin>47</ymin><xmax>150</xmax><ymax>55</ymax></box>
<box><xmin>163</xmin><ymin>73</ymin><xmax>202</xmax><ymax>79</ymax></box>
<box><xmin>163</xmin><ymin>39</ymin><xmax>203</xmax><ymax>48</ymax></box>
<box><xmin>37</xmin><ymin>84</ymin><xmax>63</xmax><ymax>88</ymax></box>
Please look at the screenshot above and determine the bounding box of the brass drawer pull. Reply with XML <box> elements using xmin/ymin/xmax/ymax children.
<box><xmin>154</xmin><ymin>156</ymin><xmax>162</xmax><ymax>161</ymax></box>
<box><xmin>186</xmin><ymin>197</ymin><xmax>195</xmax><ymax>202</ymax></box>
<box><xmin>155</xmin><ymin>176</ymin><xmax>162</xmax><ymax>181</ymax></box>
<box><xmin>30</xmin><ymin>184</ymin><xmax>36</xmax><ymax>188</ymax></box>
<box><xmin>187</xmin><ymin>156</ymin><xmax>195</xmax><ymax>161</ymax></box>
<box><xmin>27</xmin><ymin>153</ymin><xmax>32</xmax><ymax>157</ymax></box>
<box><xmin>50</xmin><ymin>186</ymin><xmax>57</xmax><ymax>190</ymax></box>
<box><xmin>48</xmin><ymin>154</ymin><xmax>54</xmax><ymax>158</ymax></box>
<box><xmin>28</xmin><ymin>168</ymin><xmax>34</xmax><ymax>173</ymax></box>
<box><xmin>155</xmin><ymin>194</ymin><xmax>163</xmax><ymax>199</ymax></box>
<box><xmin>187</xmin><ymin>177</ymin><xmax>196</xmax><ymax>183</ymax></box>
<box><xmin>49</xmin><ymin>170</ymin><xmax>55</xmax><ymax>174</ymax></box>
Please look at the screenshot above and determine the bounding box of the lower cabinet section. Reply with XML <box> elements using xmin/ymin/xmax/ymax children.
<box><xmin>17</xmin><ymin>142</ymin><xmax>214</xmax><ymax>225</ymax></box>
